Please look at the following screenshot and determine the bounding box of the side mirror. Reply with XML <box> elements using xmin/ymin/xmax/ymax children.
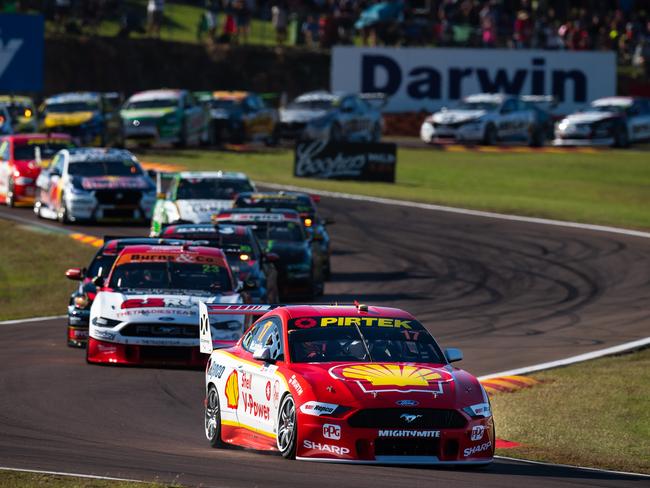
<box><xmin>445</xmin><ymin>347</ymin><xmax>463</xmax><ymax>363</ymax></box>
<box><xmin>65</xmin><ymin>268</ymin><xmax>83</xmax><ymax>280</ymax></box>
<box><xmin>92</xmin><ymin>276</ymin><xmax>105</xmax><ymax>287</ymax></box>
<box><xmin>265</xmin><ymin>252</ymin><xmax>280</xmax><ymax>263</ymax></box>
<box><xmin>253</xmin><ymin>346</ymin><xmax>273</xmax><ymax>362</ymax></box>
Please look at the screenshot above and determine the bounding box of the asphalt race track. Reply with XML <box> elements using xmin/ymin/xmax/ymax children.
<box><xmin>0</xmin><ymin>196</ymin><xmax>648</xmax><ymax>487</ymax></box>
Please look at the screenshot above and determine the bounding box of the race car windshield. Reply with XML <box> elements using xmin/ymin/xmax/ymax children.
<box><xmin>13</xmin><ymin>141</ymin><xmax>72</xmax><ymax>160</ymax></box>
<box><xmin>87</xmin><ymin>254</ymin><xmax>118</xmax><ymax>278</ymax></box>
<box><xmin>176</xmin><ymin>179</ymin><xmax>254</xmax><ymax>200</ymax></box>
<box><xmin>250</xmin><ymin>221</ymin><xmax>304</xmax><ymax>243</ymax></box>
<box><xmin>67</xmin><ymin>160</ymin><xmax>143</xmax><ymax>177</ymax></box>
<box><xmin>109</xmin><ymin>261</ymin><xmax>232</xmax><ymax>292</ymax></box>
<box><xmin>124</xmin><ymin>99</ymin><xmax>178</xmax><ymax>110</ymax></box>
<box><xmin>45</xmin><ymin>101</ymin><xmax>99</xmax><ymax>113</ymax></box>
<box><xmin>456</xmin><ymin>101</ymin><xmax>500</xmax><ymax>111</ymax></box>
<box><xmin>287</xmin><ymin>99</ymin><xmax>334</xmax><ymax>110</ymax></box>
<box><xmin>210</xmin><ymin>100</ymin><xmax>237</xmax><ymax>109</ymax></box>
<box><xmin>592</xmin><ymin>104</ymin><xmax>630</xmax><ymax>113</ymax></box>
<box><xmin>236</xmin><ymin>198</ymin><xmax>314</xmax><ymax>214</ymax></box>
<box><xmin>288</xmin><ymin>318</ymin><xmax>445</xmax><ymax>364</ymax></box>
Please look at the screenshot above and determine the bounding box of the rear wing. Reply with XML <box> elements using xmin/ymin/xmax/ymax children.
<box><xmin>199</xmin><ymin>303</ymin><xmax>277</xmax><ymax>354</ymax></box>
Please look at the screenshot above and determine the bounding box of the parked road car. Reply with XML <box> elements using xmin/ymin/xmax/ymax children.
<box><xmin>34</xmin><ymin>148</ymin><xmax>156</xmax><ymax>223</ymax></box>
<box><xmin>215</xmin><ymin>208</ymin><xmax>325</xmax><ymax>299</ymax></box>
<box><xmin>64</xmin><ymin>236</ymin><xmax>190</xmax><ymax>347</ymax></box>
<box><xmin>121</xmin><ymin>89</ymin><xmax>210</xmax><ymax>147</ymax></box>
<box><xmin>0</xmin><ymin>95</ymin><xmax>37</xmax><ymax>133</ymax></box>
<box><xmin>0</xmin><ymin>133</ymin><xmax>73</xmax><ymax>207</ymax></box>
<box><xmin>195</xmin><ymin>91</ymin><xmax>278</xmax><ymax>145</ymax></box>
<box><xmin>233</xmin><ymin>191</ymin><xmax>332</xmax><ymax>279</ymax></box>
<box><xmin>553</xmin><ymin>97</ymin><xmax>650</xmax><ymax>147</ymax></box>
<box><xmin>160</xmin><ymin>223</ymin><xmax>281</xmax><ymax>304</ymax></box>
<box><xmin>200</xmin><ymin>303</ymin><xmax>494</xmax><ymax>464</ymax></box>
<box><xmin>420</xmin><ymin>93</ymin><xmax>547</xmax><ymax>146</ymax></box>
<box><xmin>40</xmin><ymin>92</ymin><xmax>124</xmax><ymax>146</ymax></box>
<box><xmin>149</xmin><ymin>171</ymin><xmax>254</xmax><ymax>236</ymax></box>
<box><xmin>87</xmin><ymin>244</ymin><xmax>247</xmax><ymax>367</ymax></box>
<box><xmin>277</xmin><ymin>91</ymin><xmax>383</xmax><ymax>142</ymax></box>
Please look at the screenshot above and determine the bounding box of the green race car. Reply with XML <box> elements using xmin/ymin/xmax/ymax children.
<box><xmin>121</xmin><ymin>89</ymin><xmax>211</xmax><ymax>147</ymax></box>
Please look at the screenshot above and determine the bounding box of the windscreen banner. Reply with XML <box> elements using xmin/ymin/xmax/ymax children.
<box><xmin>294</xmin><ymin>139</ymin><xmax>396</xmax><ymax>183</ymax></box>
<box><xmin>331</xmin><ymin>47</ymin><xmax>616</xmax><ymax>114</ymax></box>
<box><xmin>0</xmin><ymin>14</ymin><xmax>44</xmax><ymax>92</ymax></box>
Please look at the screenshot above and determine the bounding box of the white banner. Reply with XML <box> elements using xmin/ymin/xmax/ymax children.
<box><xmin>331</xmin><ymin>47</ymin><xmax>616</xmax><ymax>114</ymax></box>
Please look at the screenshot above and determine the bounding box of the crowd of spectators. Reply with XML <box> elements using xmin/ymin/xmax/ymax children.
<box><xmin>16</xmin><ymin>1</ymin><xmax>650</xmax><ymax>71</ymax></box>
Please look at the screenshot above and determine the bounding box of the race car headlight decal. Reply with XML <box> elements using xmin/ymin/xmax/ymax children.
<box><xmin>92</xmin><ymin>316</ymin><xmax>121</xmax><ymax>328</ymax></box>
<box><xmin>73</xmin><ymin>294</ymin><xmax>90</xmax><ymax>309</ymax></box>
<box><xmin>299</xmin><ymin>401</ymin><xmax>351</xmax><ymax>417</ymax></box>
<box><xmin>463</xmin><ymin>402</ymin><xmax>491</xmax><ymax>419</ymax></box>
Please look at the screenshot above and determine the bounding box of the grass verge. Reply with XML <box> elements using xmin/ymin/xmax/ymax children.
<box><xmin>141</xmin><ymin>146</ymin><xmax>650</xmax><ymax>230</ymax></box>
<box><xmin>491</xmin><ymin>347</ymin><xmax>650</xmax><ymax>474</ymax></box>
<box><xmin>0</xmin><ymin>220</ymin><xmax>95</xmax><ymax>321</ymax></box>
<box><xmin>0</xmin><ymin>471</ymin><xmax>172</xmax><ymax>487</ymax></box>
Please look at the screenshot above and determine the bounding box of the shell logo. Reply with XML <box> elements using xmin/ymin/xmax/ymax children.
<box><xmin>329</xmin><ymin>364</ymin><xmax>452</xmax><ymax>395</ymax></box>
<box><xmin>224</xmin><ymin>370</ymin><xmax>239</xmax><ymax>409</ymax></box>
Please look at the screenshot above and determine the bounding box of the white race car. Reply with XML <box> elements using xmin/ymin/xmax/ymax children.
<box><xmin>150</xmin><ymin>171</ymin><xmax>255</xmax><ymax>236</ymax></box>
<box><xmin>553</xmin><ymin>97</ymin><xmax>650</xmax><ymax>147</ymax></box>
<box><xmin>87</xmin><ymin>244</ymin><xmax>247</xmax><ymax>367</ymax></box>
<box><xmin>420</xmin><ymin>93</ymin><xmax>547</xmax><ymax>146</ymax></box>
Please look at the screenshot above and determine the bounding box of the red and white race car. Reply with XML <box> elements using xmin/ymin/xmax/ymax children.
<box><xmin>200</xmin><ymin>303</ymin><xmax>494</xmax><ymax>464</ymax></box>
<box><xmin>87</xmin><ymin>244</ymin><xmax>246</xmax><ymax>367</ymax></box>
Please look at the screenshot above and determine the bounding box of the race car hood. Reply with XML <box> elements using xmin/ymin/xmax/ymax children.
<box><xmin>431</xmin><ymin>109</ymin><xmax>486</xmax><ymax>125</ymax></box>
<box><xmin>289</xmin><ymin>362</ymin><xmax>483</xmax><ymax>410</ymax></box>
<box><xmin>262</xmin><ymin>241</ymin><xmax>309</xmax><ymax>264</ymax></box>
<box><xmin>95</xmin><ymin>291</ymin><xmax>245</xmax><ymax>342</ymax></box>
<box><xmin>120</xmin><ymin>107</ymin><xmax>177</xmax><ymax>120</ymax></box>
<box><xmin>176</xmin><ymin>199</ymin><xmax>234</xmax><ymax>223</ymax></box>
<box><xmin>279</xmin><ymin>108</ymin><xmax>329</xmax><ymax>123</ymax></box>
<box><xmin>76</xmin><ymin>175</ymin><xmax>152</xmax><ymax>191</ymax></box>
<box><xmin>43</xmin><ymin>111</ymin><xmax>96</xmax><ymax>128</ymax></box>
<box><xmin>560</xmin><ymin>111</ymin><xmax>618</xmax><ymax>125</ymax></box>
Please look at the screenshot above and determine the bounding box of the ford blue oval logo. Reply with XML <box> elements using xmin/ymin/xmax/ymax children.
<box><xmin>396</xmin><ymin>400</ymin><xmax>419</xmax><ymax>407</ymax></box>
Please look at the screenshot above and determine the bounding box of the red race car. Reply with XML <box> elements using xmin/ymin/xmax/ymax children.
<box><xmin>200</xmin><ymin>303</ymin><xmax>494</xmax><ymax>464</ymax></box>
<box><xmin>0</xmin><ymin>133</ymin><xmax>73</xmax><ymax>207</ymax></box>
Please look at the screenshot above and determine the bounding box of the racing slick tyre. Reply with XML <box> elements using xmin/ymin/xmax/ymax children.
<box><xmin>529</xmin><ymin>125</ymin><xmax>546</xmax><ymax>147</ymax></box>
<box><xmin>277</xmin><ymin>394</ymin><xmax>297</xmax><ymax>459</ymax></box>
<box><xmin>482</xmin><ymin>124</ymin><xmax>498</xmax><ymax>146</ymax></box>
<box><xmin>613</xmin><ymin>124</ymin><xmax>629</xmax><ymax>148</ymax></box>
<box><xmin>205</xmin><ymin>385</ymin><xmax>227</xmax><ymax>448</ymax></box>
<box><xmin>5</xmin><ymin>178</ymin><xmax>15</xmax><ymax>207</ymax></box>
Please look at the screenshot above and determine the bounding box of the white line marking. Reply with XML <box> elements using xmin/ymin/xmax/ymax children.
<box><xmin>261</xmin><ymin>182</ymin><xmax>650</xmax><ymax>240</ymax></box>
<box><xmin>479</xmin><ymin>336</ymin><xmax>650</xmax><ymax>380</ymax></box>
<box><xmin>0</xmin><ymin>314</ymin><xmax>66</xmax><ymax>325</ymax></box>
<box><xmin>0</xmin><ymin>466</ymin><xmax>145</xmax><ymax>483</ymax></box>
<box><xmin>495</xmin><ymin>456</ymin><xmax>650</xmax><ymax>478</ymax></box>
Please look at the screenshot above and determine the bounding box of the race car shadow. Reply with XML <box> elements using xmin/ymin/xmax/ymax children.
<box><xmin>329</xmin><ymin>271</ymin><xmax>430</xmax><ymax>283</ymax></box>
<box><xmin>421</xmin><ymin>458</ymin><xmax>646</xmax><ymax>483</ymax></box>
<box><xmin>322</xmin><ymin>292</ymin><xmax>428</xmax><ymax>302</ymax></box>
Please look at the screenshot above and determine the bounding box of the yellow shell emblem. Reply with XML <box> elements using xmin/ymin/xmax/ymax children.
<box><xmin>224</xmin><ymin>370</ymin><xmax>239</xmax><ymax>409</ymax></box>
<box><xmin>340</xmin><ymin>364</ymin><xmax>443</xmax><ymax>387</ymax></box>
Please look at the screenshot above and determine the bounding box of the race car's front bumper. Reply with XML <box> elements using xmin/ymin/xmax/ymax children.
<box><xmin>552</xmin><ymin>137</ymin><xmax>614</xmax><ymax>147</ymax></box>
<box><xmin>64</xmin><ymin>192</ymin><xmax>155</xmax><ymax>222</ymax></box>
<box><xmin>68</xmin><ymin>305</ymin><xmax>90</xmax><ymax>347</ymax></box>
<box><xmin>87</xmin><ymin>337</ymin><xmax>208</xmax><ymax>367</ymax></box>
<box><xmin>420</xmin><ymin>121</ymin><xmax>485</xmax><ymax>144</ymax></box>
<box><xmin>295</xmin><ymin>410</ymin><xmax>494</xmax><ymax>464</ymax></box>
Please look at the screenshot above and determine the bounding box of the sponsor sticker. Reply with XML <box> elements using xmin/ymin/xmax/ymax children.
<box><xmin>463</xmin><ymin>441</ymin><xmax>492</xmax><ymax>457</ymax></box>
<box><xmin>290</xmin><ymin>316</ymin><xmax>416</xmax><ymax>329</ymax></box>
<box><xmin>208</xmin><ymin>362</ymin><xmax>225</xmax><ymax>379</ymax></box>
<box><xmin>471</xmin><ymin>425</ymin><xmax>485</xmax><ymax>441</ymax></box>
<box><xmin>329</xmin><ymin>363</ymin><xmax>452</xmax><ymax>395</ymax></box>
<box><xmin>303</xmin><ymin>440</ymin><xmax>350</xmax><ymax>455</ymax></box>
<box><xmin>242</xmin><ymin>391</ymin><xmax>270</xmax><ymax>421</ymax></box>
<box><xmin>224</xmin><ymin>370</ymin><xmax>239</xmax><ymax>409</ymax></box>
<box><xmin>322</xmin><ymin>424</ymin><xmax>341</xmax><ymax>440</ymax></box>
<box><xmin>265</xmin><ymin>380</ymin><xmax>272</xmax><ymax>401</ymax></box>
<box><xmin>299</xmin><ymin>401</ymin><xmax>340</xmax><ymax>416</ymax></box>
<box><xmin>288</xmin><ymin>374</ymin><xmax>304</xmax><ymax>396</ymax></box>
<box><xmin>378</xmin><ymin>430</ymin><xmax>440</xmax><ymax>438</ymax></box>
